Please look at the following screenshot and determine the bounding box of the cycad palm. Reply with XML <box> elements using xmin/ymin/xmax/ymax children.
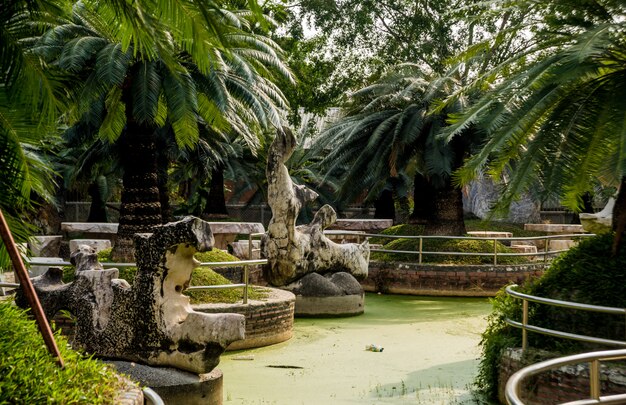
<box><xmin>445</xmin><ymin>0</ymin><xmax>626</xmax><ymax>250</ymax></box>
<box><xmin>314</xmin><ymin>64</ymin><xmax>479</xmax><ymax>234</ymax></box>
<box><xmin>37</xmin><ymin>1</ymin><xmax>291</xmax><ymax>260</ymax></box>
<box><xmin>0</xmin><ymin>0</ymin><xmax>71</xmax><ymax>268</ymax></box>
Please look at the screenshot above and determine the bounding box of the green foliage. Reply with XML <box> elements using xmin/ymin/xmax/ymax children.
<box><xmin>370</xmin><ymin>222</ymin><xmax>532</xmax><ymax>264</ymax></box>
<box><xmin>476</xmin><ymin>233</ymin><xmax>626</xmax><ymax>400</ymax></box>
<box><xmin>63</xmin><ymin>248</ymin><xmax>267</xmax><ymax>304</ymax></box>
<box><xmin>448</xmin><ymin>0</ymin><xmax>626</xmax><ymax>212</ymax></box>
<box><xmin>0</xmin><ymin>302</ymin><xmax>130</xmax><ymax>404</ymax></box>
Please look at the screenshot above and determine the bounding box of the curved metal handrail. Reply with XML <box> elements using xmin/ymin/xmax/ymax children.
<box><xmin>505</xmin><ymin>284</ymin><xmax>626</xmax><ymax>350</ymax></box>
<box><xmin>142</xmin><ymin>387</ymin><xmax>165</xmax><ymax>405</ymax></box>
<box><xmin>506</xmin><ymin>349</ymin><xmax>626</xmax><ymax>405</ymax></box>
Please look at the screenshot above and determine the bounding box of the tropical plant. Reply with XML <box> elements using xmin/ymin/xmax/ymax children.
<box><xmin>444</xmin><ymin>0</ymin><xmax>626</xmax><ymax>251</ymax></box>
<box><xmin>35</xmin><ymin>0</ymin><xmax>292</xmax><ymax>260</ymax></box>
<box><xmin>313</xmin><ymin>64</ymin><xmax>482</xmax><ymax>234</ymax></box>
<box><xmin>0</xmin><ymin>0</ymin><xmax>71</xmax><ymax>269</ymax></box>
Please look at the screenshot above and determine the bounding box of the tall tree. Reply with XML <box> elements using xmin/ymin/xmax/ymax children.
<box><xmin>36</xmin><ymin>0</ymin><xmax>291</xmax><ymax>260</ymax></box>
<box><xmin>445</xmin><ymin>0</ymin><xmax>626</xmax><ymax>250</ymax></box>
<box><xmin>0</xmin><ymin>0</ymin><xmax>70</xmax><ymax>268</ymax></box>
<box><xmin>314</xmin><ymin>65</ymin><xmax>481</xmax><ymax>234</ymax></box>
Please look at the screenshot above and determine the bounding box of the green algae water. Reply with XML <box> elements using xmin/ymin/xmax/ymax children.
<box><xmin>221</xmin><ymin>293</ymin><xmax>491</xmax><ymax>404</ymax></box>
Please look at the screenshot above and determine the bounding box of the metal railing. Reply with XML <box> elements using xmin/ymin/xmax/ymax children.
<box><xmin>3</xmin><ymin>257</ymin><xmax>268</xmax><ymax>305</ymax></box>
<box><xmin>142</xmin><ymin>387</ymin><xmax>165</xmax><ymax>405</ymax></box>
<box><xmin>322</xmin><ymin>231</ymin><xmax>593</xmax><ymax>265</ymax></box>
<box><xmin>505</xmin><ymin>349</ymin><xmax>626</xmax><ymax>405</ymax></box>
<box><xmin>505</xmin><ymin>284</ymin><xmax>626</xmax><ymax>350</ymax></box>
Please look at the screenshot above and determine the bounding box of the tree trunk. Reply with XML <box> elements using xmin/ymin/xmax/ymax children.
<box><xmin>611</xmin><ymin>176</ymin><xmax>626</xmax><ymax>255</ymax></box>
<box><xmin>374</xmin><ymin>189</ymin><xmax>395</xmax><ymax>221</ymax></box>
<box><xmin>202</xmin><ymin>164</ymin><xmax>229</xmax><ymax>219</ymax></box>
<box><xmin>409</xmin><ymin>173</ymin><xmax>436</xmax><ymax>225</ymax></box>
<box><xmin>156</xmin><ymin>139</ymin><xmax>172</xmax><ymax>224</ymax></box>
<box><xmin>111</xmin><ymin>129</ymin><xmax>162</xmax><ymax>262</ymax></box>
<box><xmin>423</xmin><ymin>181</ymin><xmax>467</xmax><ymax>236</ymax></box>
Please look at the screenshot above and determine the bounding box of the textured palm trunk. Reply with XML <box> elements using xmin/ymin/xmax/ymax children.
<box><xmin>374</xmin><ymin>189</ymin><xmax>395</xmax><ymax>221</ymax></box>
<box><xmin>156</xmin><ymin>142</ymin><xmax>172</xmax><ymax>223</ymax></box>
<box><xmin>410</xmin><ymin>173</ymin><xmax>436</xmax><ymax>225</ymax></box>
<box><xmin>111</xmin><ymin>128</ymin><xmax>162</xmax><ymax>262</ymax></box>
<box><xmin>202</xmin><ymin>164</ymin><xmax>229</xmax><ymax>219</ymax></box>
<box><xmin>423</xmin><ymin>182</ymin><xmax>466</xmax><ymax>236</ymax></box>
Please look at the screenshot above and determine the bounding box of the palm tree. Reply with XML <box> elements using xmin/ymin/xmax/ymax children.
<box><xmin>36</xmin><ymin>1</ymin><xmax>291</xmax><ymax>260</ymax></box>
<box><xmin>444</xmin><ymin>0</ymin><xmax>626</xmax><ymax>251</ymax></box>
<box><xmin>313</xmin><ymin>64</ymin><xmax>481</xmax><ymax>235</ymax></box>
<box><xmin>0</xmin><ymin>0</ymin><xmax>71</xmax><ymax>268</ymax></box>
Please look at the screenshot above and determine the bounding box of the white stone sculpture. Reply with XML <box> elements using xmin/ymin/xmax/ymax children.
<box><xmin>261</xmin><ymin>127</ymin><xmax>370</xmax><ymax>287</ymax></box>
<box><xmin>580</xmin><ymin>197</ymin><xmax>615</xmax><ymax>234</ymax></box>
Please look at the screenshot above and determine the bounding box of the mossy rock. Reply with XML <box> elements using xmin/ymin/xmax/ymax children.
<box><xmin>0</xmin><ymin>302</ymin><xmax>132</xmax><ymax>403</ymax></box>
<box><xmin>62</xmin><ymin>248</ymin><xmax>268</xmax><ymax>304</ymax></box>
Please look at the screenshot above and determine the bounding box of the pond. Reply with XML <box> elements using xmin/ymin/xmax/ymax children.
<box><xmin>220</xmin><ymin>293</ymin><xmax>492</xmax><ymax>404</ymax></box>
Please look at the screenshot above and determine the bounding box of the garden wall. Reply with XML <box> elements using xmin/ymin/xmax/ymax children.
<box><xmin>362</xmin><ymin>261</ymin><xmax>545</xmax><ymax>296</ymax></box>
<box><xmin>498</xmin><ymin>348</ymin><xmax>626</xmax><ymax>404</ymax></box>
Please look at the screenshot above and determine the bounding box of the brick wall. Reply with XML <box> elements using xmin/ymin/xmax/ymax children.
<box><xmin>362</xmin><ymin>261</ymin><xmax>544</xmax><ymax>296</ymax></box>
<box><xmin>194</xmin><ymin>288</ymin><xmax>295</xmax><ymax>350</ymax></box>
<box><xmin>499</xmin><ymin>348</ymin><xmax>626</xmax><ymax>404</ymax></box>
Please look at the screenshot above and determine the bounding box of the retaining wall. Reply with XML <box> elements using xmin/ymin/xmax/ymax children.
<box><xmin>194</xmin><ymin>288</ymin><xmax>295</xmax><ymax>350</ymax></box>
<box><xmin>362</xmin><ymin>261</ymin><xmax>545</xmax><ymax>296</ymax></box>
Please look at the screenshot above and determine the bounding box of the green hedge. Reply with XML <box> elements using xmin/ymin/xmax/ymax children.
<box><xmin>0</xmin><ymin>302</ymin><xmax>131</xmax><ymax>404</ymax></box>
<box><xmin>370</xmin><ymin>224</ymin><xmax>529</xmax><ymax>264</ymax></box>
<box><xmin>476</xmin><ymin>233</ymin><xmax>626</xmax><ymax>399</ymax></box>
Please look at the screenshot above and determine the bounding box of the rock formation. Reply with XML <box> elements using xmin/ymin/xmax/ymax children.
<box><xmin>261</xmin><ymin>127</ymin><xmax>370</xmax><ymax>287</ymax></box>
<box><xmin>17</xmin><ymin>217</ymin><xmax>245</xmax><ymax>374</ymax></box>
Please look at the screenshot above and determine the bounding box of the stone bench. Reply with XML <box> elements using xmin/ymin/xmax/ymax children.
<box><xmin>205</xmin><ymin>222</ymin><xmax>265</xmax><ymax>250</ymax></box>
<box><xmin>523</xmin><ymin>224</ymin><xmax>585</xmax><ymax>234</ymax></box>
<box><xmin>467</xmin><ymin>231</ymin><xmax>513</xmax><ymax>238</ymax></box>
<box><xmin>27</xmin><ymin>257</ymin><xmax>66</xmax><ymax>277</ymax></box>
<box><xmin>61</xmin><ymin>222</ymin><xmax>119</xmax><ymax>239</ymax></box>
<box><xmin>323</xmin><ymin>230</ymin><xmax>367</xmax><ymax>244</ymax></box>
<box><xmin>326</xmin><ymin>218</ymin><xmax>393</xmax><ymax>233</ymax></box>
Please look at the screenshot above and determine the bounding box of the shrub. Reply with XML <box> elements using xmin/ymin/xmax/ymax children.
<box><xmin>370</xmin><ymin>223</ymin><xmax>531</xmax><ymax>264</ymax></box>
<box><xmin>0</xmin><ymin>302</ymin><xmax>132</xmax><ymax>404</ymax></box>
<box><xmin>475</xmin><ymin>233</ymin><xmax>626</xmax><ymax>400</ymax></box>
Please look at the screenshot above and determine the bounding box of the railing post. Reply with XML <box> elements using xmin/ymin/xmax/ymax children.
<box><xmin>243</xmin><ymin>265</ymin><xmax>249</xmax><ymax>304</ymax></box>
<box><xmin>493</xmin><ymin>238</ymin><xmax>498</xmax><ymax>265</ymax></box>
<box><xmin>590</xmin><ymin>359</ymin><xmax>600</xmax><ymax>399</ymax></box>
<box><xmin>544</xmin><ymin>237</ymin><xmax>549</xmax><ymax>266</ymax></box>
<box><xmin>522</xmin><ymin>299</ymin><xmax>528</xmax><ymax>351</ymax></box>
<box><xmin>248</xmin><ymin>233</ymin><xmax>253</xmax><ymax>260</ymax></box>
<box><xmin>419</xmin><ymin>237</ymin><xmax>423</xmax><ymax>264</ymax></box>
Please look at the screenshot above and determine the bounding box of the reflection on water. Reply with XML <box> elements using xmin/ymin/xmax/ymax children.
<box><xmin>221</xmin><ymin>293</ymin><xmax>492</xmax><ymax>404</ymax></box>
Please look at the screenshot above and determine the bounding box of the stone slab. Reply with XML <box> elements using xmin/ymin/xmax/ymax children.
<box><xmin>327</xmin><ymin>219</ymin><xmax>393</xmax><ymax>232</ymax></box>
<box><xmin>27</xmin><ymin>257</ymin><xmax>66</xmax><ymax>277</ymax></box>
<box><xmin>523</xmin><ymin>224</ymin><xmax>585</xmax><ymax>234</ymax></box>
<box><xmin>28</xmin><ymin>235</ymin><xmax>62</xmax><ymax>257</ymax></box>
<box><xmin>69</xmin><ymin>239</ymin><xmax>112</xmax><ymax>254</ymax></box>
<box><xmin>107</xmin><ymin>361</ymin><xmax>223</xmax><ymax>405</ymax></box>
<box><xmin>205</xmin><ymin>222</ymin><xmax>264</xmax><ymax>250</ymax></box>
<box><xmin>61</xmin><ymin>222</ymin><xmax>119</xmax><ymax>234</ymax></box>
<box><xmin>467</xmin><ymin>231</ymin><xmax>513</xmax><ymax>238</ymax></box>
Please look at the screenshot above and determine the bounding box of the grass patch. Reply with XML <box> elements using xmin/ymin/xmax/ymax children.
<box><xmin>63</xmin><ymin>248</ymin><xmax>268</xmax><ymax>304</ymax></box>
<box><xmin>0</xmin><ymin>302</ymin><xmax>132</xmax><ymax>404</ymax></box>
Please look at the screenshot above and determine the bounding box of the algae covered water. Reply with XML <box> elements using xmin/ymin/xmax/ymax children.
<box><xmin>220</xmin><ymin>293</ymin><xmax>491</xmax><ymax>404</ymax></box>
